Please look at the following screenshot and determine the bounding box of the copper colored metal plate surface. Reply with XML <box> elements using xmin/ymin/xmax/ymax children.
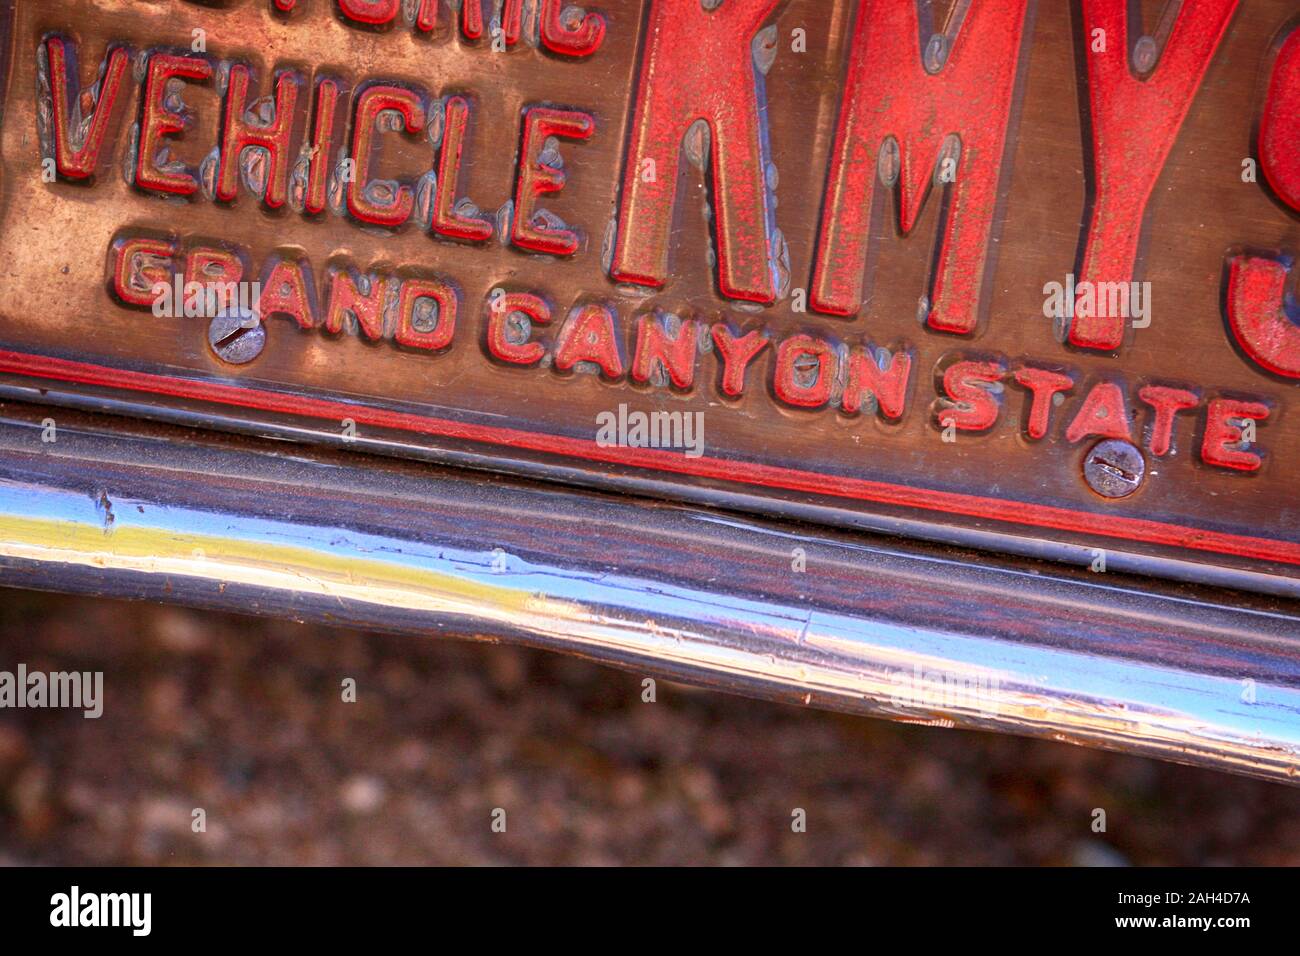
<box><xmin>0</xmin><ymin>0</ymin><xmax>1298</xmax><ymax>591</ymax></box>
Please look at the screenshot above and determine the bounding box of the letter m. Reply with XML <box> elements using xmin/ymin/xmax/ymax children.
<box><xmin>810</xmin><ymin>0</ymin><xmax>1030</xmax><ymax>334</ymax></box>
<box><xmin>610</xmin><ymin>0</ymin><xmax>781</xmax><ymax>304</ymax></box>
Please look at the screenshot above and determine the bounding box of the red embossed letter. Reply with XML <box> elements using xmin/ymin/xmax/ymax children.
<box><xmin>1071</xmin><ymin>0</ymin><xmax>1238</xmax><ymax>350</ymax></box>
<box><xmin>1226</xmin><ymin>255</ymin><xmax>1300</xmax><ymax>379</ymax></box>
<box><xmin>1260</xmin><ymin>26</ymin><xmax>1300</xmax><ymax>214</ymax></box>
<box><xmin>44</xmin><ymin>38</ymin><xmax>130</xmax><ymax>180</ymax></box>
<box><xmin>810</xmin><ymin>0</ymin><xmax>1030</xmax><ymax>333</ymax></box>
<box><xmin>611</xmin><ymin>0</ymin><xmax>781</xmax><ymax>304</ymax></box>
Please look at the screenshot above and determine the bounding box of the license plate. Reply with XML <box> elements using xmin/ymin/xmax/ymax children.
<box><xmin>1</xmin><ymin>0</ymin><xmax>1298</xmax><ymax>590</ymax></box>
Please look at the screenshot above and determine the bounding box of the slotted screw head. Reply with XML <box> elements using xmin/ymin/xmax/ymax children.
<box><xmin>1083</xmin><ymin>439</ymin><xmax>1145</xmax><ymax>499</ymax></box>
<box><xmin>208</xmin><ymin>308</ymin><xmax>265</xmax><ymax>364</ymax></box>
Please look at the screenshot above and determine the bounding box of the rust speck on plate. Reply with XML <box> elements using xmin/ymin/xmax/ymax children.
<box><xmin>0</xmin><ymin>0</ymin><xmax>1298</xmax><ymax>588</ymax></box>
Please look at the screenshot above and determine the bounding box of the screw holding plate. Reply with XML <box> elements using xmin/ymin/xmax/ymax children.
<box><xmin>1083</xmin><ymin>439</ymin><xmax>1145</xmax><ymax>499</ymax></box>
<box><xmin>208</xmin><ymin>308</ymin><xmax>265</xmax><ymax>364</ymax></box>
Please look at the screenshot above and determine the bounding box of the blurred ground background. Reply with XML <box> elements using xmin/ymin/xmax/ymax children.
<box><xmin>0</xmin><ymin>587</ymin><xmax>1296</xmax><ymax>865</ymax></box>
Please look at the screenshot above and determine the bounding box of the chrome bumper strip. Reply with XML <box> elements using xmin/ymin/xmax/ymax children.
<box><xmin>1</xmin><ymin>406</ymin><xmax>1297</xmax><ymax>784</ymax></box>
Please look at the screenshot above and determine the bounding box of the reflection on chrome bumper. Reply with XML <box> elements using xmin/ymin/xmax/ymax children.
<box><xmin>0</xmin><ymin>404</ymin><xmax>1298</xmax><ymax>785</ymax></box>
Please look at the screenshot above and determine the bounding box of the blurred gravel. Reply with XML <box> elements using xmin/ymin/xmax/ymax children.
<box><xmin>0</xmin><ymin>588</ymin><xmax>1297</xmax><ymax>865</ymax></box>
